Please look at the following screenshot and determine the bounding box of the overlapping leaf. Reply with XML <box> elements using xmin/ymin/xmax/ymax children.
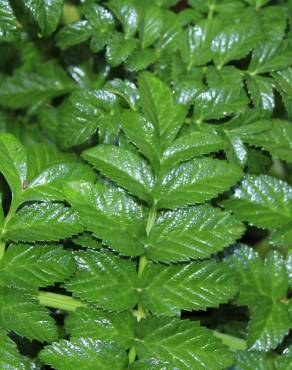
<box><xmin>211</xmin><ymin>20</ymin><xmax>261</xmax><ymax>68</ymax></box>
<box><xmin>246</xmin><ymin>75</ymin><xmax>274</xmax><ymax>111</ymax></box>
<box><xmin>40</xmin><ymin>338</ymin><xmax>128</xmax><ymax>370</ymax></box>
<box><xmin>193</xmin><ymin>85</ymin><xmax>248</xmax><ymax>122</ymax></box>
<box><xmin>248</xmin><ymin>41</ymin><xmax>292</xmax><ymax>75</ymax></box>
<box><xmin>0</xmin><ymin>61</ymin><xmax>74</xmax><ymax>109</ymax></box>
<box><xmin>135</xmin><ymin>316</ymin><xmax>234</xmax><ymax>370</ymax></box>
<box><xmin>0</xmin><ymin>134</ymin><xmax>95</xmax><ymax>204</ymax></box>
<box><xmin>56</xmin><ymin>20</ymin><xmax>94</xmax><ymax>49</ymax></box>
<box><xmin>3</xmin><ymin>203</ymin><xmax>82</xmax><ymax>242</ymax></box>
<box><xmin>140</xmin><ymin>260</ymin><xmax>237</xmax><ymax>315</ymax></box>
<box><xmin>222</xmin><ymin>175</ymin><xmax>292</xmax><ymax>229</ymax></box>
<box><xmin>155</xmin><ymin>158</ymin><xmax>242</xmax><ymax>209</ymax></box>
<box><xmin>161</xmin><ymin>129</ymin><xmax>224</xmax><ymax>170</ymax></box>
<box><xmin>66</xmin><ymin>307</ymin><xmax>135</xmax><ymax>349</ymax></box>
<box><xmin>65</xmin><ymin>250</ymin><xmax>139</xmax><ymax>311</ymax></box>
<box><xmin>138</xmin><ymin>72</ymin><xmax>187</xmax><ymax>150</ymax></box>
<box><xmin>181</xmin><ymin>19</ymin><xmax>221</xmax><ymax>69</ymax></box>
<box><xmin>0</xmin><ymin>288</ymin><xmax>58</xmax><ymax>342</ymax></box>
<box><xmin>0</xmin><ymin>0</ymin><xmax>20</xmax><ymax>42</ymax></box>
<box><xmin>227</xmin><ymin>246</ymin><xmax>291</xmax><ymax>351</ymax></box>
<box><xmin>119</xmin><ymin>110</ymin><xmax>159</xmax><ymax>171</ymax></box>
<box><xmin>24</xmin><ymin>0</ymin><xmax>64</xmax><ymax>35</ymax></box>
<box><xmin>0</xmin><ymin>329</ymin><xmax>31</xmax><ymax>369</ymax></box>
<box><xmin>65</xmin><ymin>181</ymin><xmax>145</xmax><ymax>256</ymax></box>
<box><xmin>242</xmin><ymin>120</ymin><xmax>292</xmax><ymax>163</ymax></box>
<box><xmin>147</xmin><ymin>205</ymin><xmax>244</xmax><ymax>262</ymax></box>
<box><xmin>82</xmin><ymin>145</ymin><xmax>154</xmax><ymax>203</ymax></box>
<box><xmin>247</xmin><ymin>298</ymin><xmax>291</xmax><ymax>351</ymax></box>
<box><xmin>0</xmin><ymin>133</ymin><xmax>27</xmax><ymax>195</ymax></box>
<box><xmin>0</xmin><ymin>244</ymin><xmax>75</xmax><ymax>289</ymax></box>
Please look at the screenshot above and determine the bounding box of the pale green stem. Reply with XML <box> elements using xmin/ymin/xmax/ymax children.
<box><xmin>3</xmin><ymin>196</ymin><xmax>19</xmax><ymax>230</ymax></box>
<box><xmin>270</xmin><ymin>157</ymin><xmax>286</xmax><ymax>180</ymax></box>
<box><xmin>0</xmin><ymin>197</ymin><xmax>20</xmax><ymax>260</ymax></box>
<box><xmin>128</xmin><ymin>346</ymin><xmax>137</xmax><ymax>365</ymax></box>
<box><xmin>146</xmin><ymin>202</ymin><xmax>158</xmax><ymax>236</ymax></box>
<box><xmin>38</xmin><ymin>291</ymin><xmax>86</xmax><ymax>312</ymax></box>
<box><xmin>0</xmin><ymin>241</ymin><xmax>5</xmax><ymax>261</ymax></box>
<box><xmin>138</xmin><ymin>255</ymin><xmax>148</xmax><ymax>278</ymax></box>
<box><xmin>208</xmin><ymin>5</ymin><xmax>215</xmax><ymax>19</ymax></box>
<box><xmin>213</xmin><ymin>331</ymin><xmax>247</xmax><ymax>351</ymax></box>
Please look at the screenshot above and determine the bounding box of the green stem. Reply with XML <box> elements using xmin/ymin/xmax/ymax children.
<box><xmin>208</xmin><ymin>5</ymin><xmax>214</xmax><ymax>19</ymax></box>
<box><xmin>128</xmin><ymin>203</ymin><xmax>158</xmax><ymax>365</ymax></box>
<box><xmin>146</xmin><ymin>202</ymin><xmax>157</xmax><ymax>236</ymax></box>
<box><xmin>3</xmin><ymin>197</ymin><xmax>19</xmax><ymax>230</ymax></box>
<box><xmin>128</xmin><ymin>346</ymin><xmax>136</xmax><ymax>365</ymax></box>
<box><xmin>0</xmin><ymin>241</ymin><xmax>5</xmax><ymax>261</ymax></box>
<box><xmin>0</xmin><ymin>197</ymin><xmax>19</xmax><ymax>260</ymax></box>
<box><xmin>138</xmin><ymin>255</ymin><xmax>148</xmax><ymax>278</ymax></box>
<box><xmin>213</xmin><ymin>331</ymin><xmax>247</xmax><ymax>351</ymax></box>
<box><xmin>138</xmin><ymin>202</ymin><xmax>158</xmax><ymax>279</ymax></box>
<box><xmin>38</xmin><ymin>291</ymin><xmax>86</xmax><ymax>312</ymax></box>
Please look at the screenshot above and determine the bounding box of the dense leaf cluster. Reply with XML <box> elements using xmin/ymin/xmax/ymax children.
<box><xmin>0</xmin><ymin>0</ymin><xmax>292</xmax><ymax>369</ymax></box>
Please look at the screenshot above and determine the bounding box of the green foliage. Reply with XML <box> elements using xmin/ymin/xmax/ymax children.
<box><xmin>24</xmin><ymin>0</ymin><xmax>64</xmax><ymax>36</ymax></box>
<box><xmin>227</xmin><ymin>246</ymin><xmax>291</xmax><ymax>351</ymax></box>
<box><xmin>0</xmin><ymin>0</ymin><xmax>292</xmax><ymax>368</ymax></box>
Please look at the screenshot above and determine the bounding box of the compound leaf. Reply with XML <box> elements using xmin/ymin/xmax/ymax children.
<box><xmin>228</xmin><ymin>247</ymin><xmax>289</xmax><ymax>306</ymax></box>
<box><xmin>227</xmin><ymin>246</ymin><xmax>291</xmax><ymax>351</ymax></box>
